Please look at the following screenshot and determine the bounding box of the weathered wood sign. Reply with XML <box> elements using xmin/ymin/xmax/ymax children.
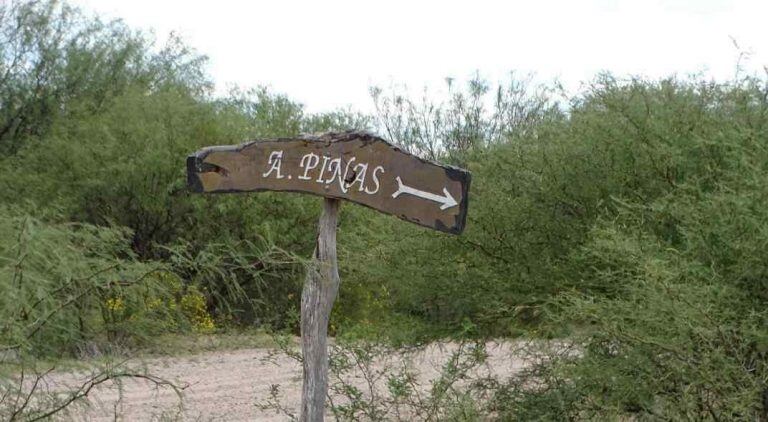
<box><xmin>187</xmin><ymin>131</ymin><xmax>470</xmax><ymax>422</ymax></box>
<box><xmin>187</xmin><ymin>131</ymin><xmax>470</xmax><ymax>234</ymax></box>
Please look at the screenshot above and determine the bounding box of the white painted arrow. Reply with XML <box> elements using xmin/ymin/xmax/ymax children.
<box><xmin>391</xmin><ymin>176</ymin><xmax>459</xmax><ymax>210</ymax></box>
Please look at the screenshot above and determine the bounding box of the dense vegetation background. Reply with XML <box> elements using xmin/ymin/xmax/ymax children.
<box><xmin>1</xmin><ymin>1</ymin><xmax>766</xmax><ymax>419</ymax></box>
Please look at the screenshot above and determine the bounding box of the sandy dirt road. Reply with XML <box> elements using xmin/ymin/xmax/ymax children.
<box><xmin>48</xmin><ymin>342</ymin><xmax>531</xmax><ymax>421</ymax></box>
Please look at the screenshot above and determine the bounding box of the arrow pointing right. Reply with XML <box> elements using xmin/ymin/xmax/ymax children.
<box><xmin>391</xmin><ymin>176</ymin><xmax>458</xmax><ymax>210</ymax></box>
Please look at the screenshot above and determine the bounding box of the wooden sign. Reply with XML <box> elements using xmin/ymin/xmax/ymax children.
<box><xmin>187</xmin><ymin>131</ymin><xmax>470</xmax><ymax>234</ymax></box>
<box><xmin>187</xmin><ymin>131</ymin><xmax>470</xmax><ymax>421</ymax></box>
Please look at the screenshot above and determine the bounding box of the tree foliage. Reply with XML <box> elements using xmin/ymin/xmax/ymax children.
<box><xmin>1</xmin><ymin>0</ymin><xmax>767</xmax><ymax>419</ymax></box>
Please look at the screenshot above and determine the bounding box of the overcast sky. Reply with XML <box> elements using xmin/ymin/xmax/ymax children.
<box><xmin>69</xmin><ymin>0</ymin><xmax>767</xmax><ymax>113</ymax></box>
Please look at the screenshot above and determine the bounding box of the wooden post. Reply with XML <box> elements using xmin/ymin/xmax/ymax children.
<box><xmin>300</xmin><ymin>197</ymin><xmax>341</xmax><ymax>422</ymax></box>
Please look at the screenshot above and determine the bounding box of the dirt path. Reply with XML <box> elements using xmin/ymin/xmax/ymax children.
<box><xmin>49</xmin><ymin>342</ymin><xmax>531</xmax><ymax>421</ymax></box>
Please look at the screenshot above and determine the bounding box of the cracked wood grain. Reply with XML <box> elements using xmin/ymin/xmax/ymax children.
<box><xmin>300</xmin><ymin>198</ymin><xmax>340</xmax><ymax>422</ymax></box>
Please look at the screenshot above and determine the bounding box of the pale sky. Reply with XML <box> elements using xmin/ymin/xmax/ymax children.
<box><xmin>70</xmin><ymin>0</ymin><xmax>767</xmax><ymax>113</ymax></box>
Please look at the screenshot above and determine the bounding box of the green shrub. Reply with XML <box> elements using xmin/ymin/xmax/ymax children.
<box><xmin>0</xmin><ymin>207</ymin><xmax>172</xmax><ymax>356</ymax></box>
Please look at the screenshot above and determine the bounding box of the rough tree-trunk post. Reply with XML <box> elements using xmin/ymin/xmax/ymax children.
<box><xmin>300</xmin><ymin>197</ymin><xmax>341</xmax><ymax>422</ymax></box>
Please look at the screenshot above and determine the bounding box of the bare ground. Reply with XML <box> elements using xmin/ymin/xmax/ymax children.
<box><xmin>45</xmin><ymin>341</ymin><xmax>535</xmax><ymax>421</ymax></box>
